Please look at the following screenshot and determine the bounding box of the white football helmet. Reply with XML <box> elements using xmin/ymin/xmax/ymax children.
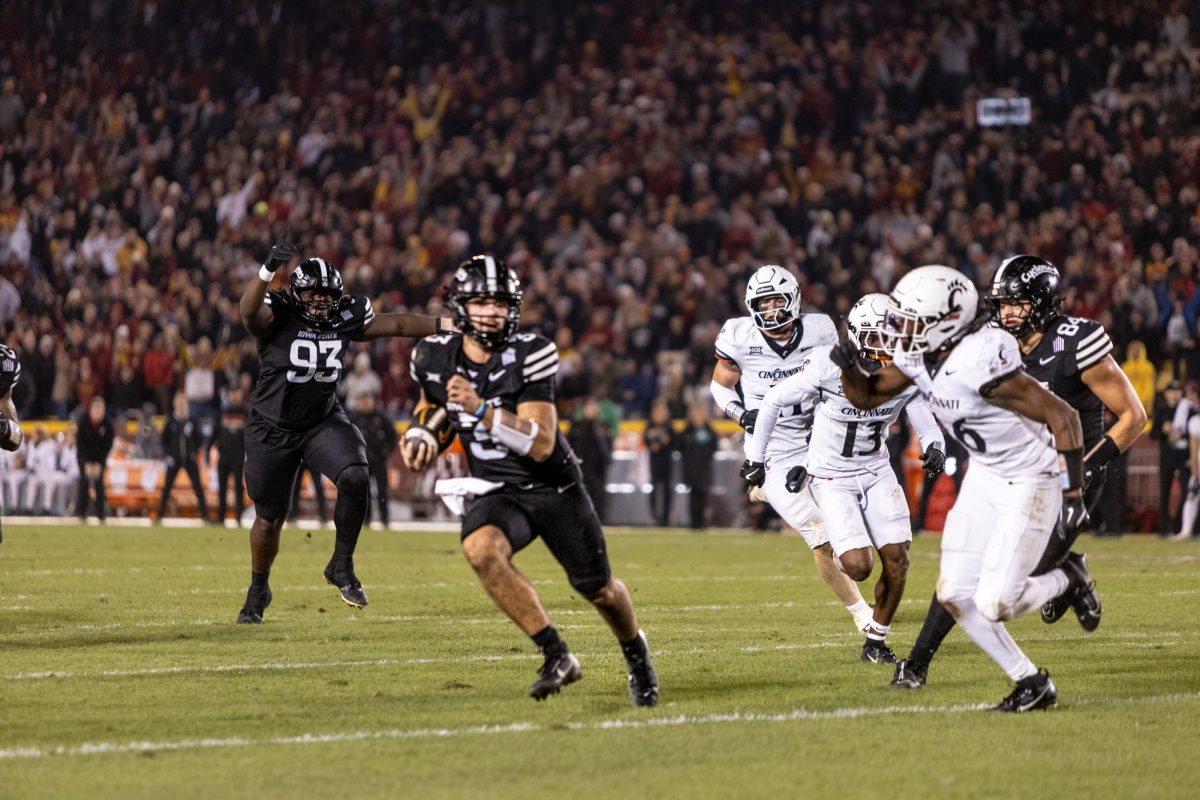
<box><xmin>885</xmin><ymin>265</ymin><xmax>979</xmax><ymax>354</ymax></box>
<box><xmin>846</xmin><ymin>293</ymin><xmax>892</xmax><ymax>362</ymax></box>
<box><xmin>745</xmin><ymin>266</ymin><xmax>801</xmax><ymax>332</ymax></box>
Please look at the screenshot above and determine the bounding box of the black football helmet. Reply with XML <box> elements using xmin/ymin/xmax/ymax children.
<box><xmin>446</xmin><ymin>255</ymin><xmax>523</xmax><ymax>349</ymax></box>
<box><xmin>289</xmin><ymin>257</ymin><xmax>345</xmax><ymax>328</ymax></box>
<box><xmin>987</xmin><ymin>255</ymin><xmax>1063</xmax><ymax>337</ymax></box>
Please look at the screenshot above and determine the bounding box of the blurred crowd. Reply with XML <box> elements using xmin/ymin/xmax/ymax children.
<box><xmin>1</xmin><ymin>0</ymin><xmax>1199</xmax><ymax>442</ymax></box>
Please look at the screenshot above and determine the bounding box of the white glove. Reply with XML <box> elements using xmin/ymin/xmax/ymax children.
<box><xmin>748</xmin><ymin>485</ymin><xmax>767</xmax><ymax>503</ymax></box>
<box><xmin>890</xmin><ymin>339</ymin><xmax>935</xmax><ymax>394</ymax></box>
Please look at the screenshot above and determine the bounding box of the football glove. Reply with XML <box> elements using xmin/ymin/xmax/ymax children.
<box><xmin>785</xmin><ymin>465</ymin><xmax>808</xmax><ymax>493</ymax></box>
<box><xmin>263</xmin><ymin>227</ymin><xmax>299</xmax><ymax>272</ymax></box>
<box><xmin>1061</xmin><ymin>493</ymin><xmax>1090</xmax><ymax>537</ymax></box>
<box><xmin>0</xmin><ymin>411</ymin><xmax>18</xmax><ymax>452</ymax></box>
<box><xmin>739</xmin><ymin>459</ymin><xmax>766</xmax><ymax>489</ymax></box>
<box><xmin>738</xmin><ymin>408</ymin><xmax>759</xmax><ymax>434</ymax></box>
<box><xmin>829</xmin><ymin>338</ymin><xmax>881</xmax><ymax>375</ymax></box>
<box><xmin>920</xmin><ymin>443</ymin><xmax>945</xmax><ymax>478</ymax></box>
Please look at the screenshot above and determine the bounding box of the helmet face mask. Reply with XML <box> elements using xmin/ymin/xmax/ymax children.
<box><xmin>448</xmin><ymin>255</ymin><xmax>523</xmax><ymax>349</ymax></box>
<box><xmin>988</xmin><ymin>255</ymin><xmax>1062</xmax><ymax>337</ymax></box>
<box><xmin>289</xmin><ymin>258</ymin><xmax>344</xmax><ymax>328</ymax></box>
<box><xmin>885</xmin><ymin>265</ymin><xmax>979</xmax><ymax>356</ymax></box>
<box><xmin>846</xmin><ymin>293</ymin><xmax>892</xmax><ymax>362</ymax></box>
<box><xmin>745</xmin><ymin>266</ymin><xmax>801</xmax><ymax>332</ymax></box>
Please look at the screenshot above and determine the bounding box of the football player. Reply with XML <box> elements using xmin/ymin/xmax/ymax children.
<box><xmin>404</xmin><ymin>255</ymin><xmax>659</xmax><ymax>708</ymax></box>
<box><xmin>235</xmin><ymin>235</ymin><xmax>449</xmax><ymax>624</ymax></box>
<box><xmin>836</xmin><ymin>265</ymin><xmax>1094</xmax><ymax>712</ymax></box>
<box><xmin>0</xmin><ymin>343</ymin><xmax>23</xmax><ymax>543</ymax></box>
<box><xmin>892</xmin><ymin>255</ymin><xmax>1145</xmax><ymax>688</ymax></box>
<box><xmin>742</xmin><ymin>295</ymin><xmax>946</xmax><ymax>663</ymax></box>
<box><xmin>711</xmin><ymin>266</ymin><xmax>874</xmax><ymax>632</ymax></box>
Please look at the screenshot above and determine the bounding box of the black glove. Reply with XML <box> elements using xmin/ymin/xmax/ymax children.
<box><xmin>785</xmin><ymin>465</ymin><xmax>808</xmax><ymax>493</ymax></box>
<box><xmin>739</xmin><ymin>459</ymin><xmax>766</xmax><ymax>488</ymax></box>
<box><xmin>263</xmin><ymin>229</ymin><xmax>299</xmax><ymax>272</ymax></box>
<box><xmin>1061</xmin><ymin>493</ymin><xmax>1090</xmax><ymax>537</ymax></box>
<box><xmin>920</xmin><ymin>443</ymin><xmax>945</xmax><ymax>478</ymax></box>
<box><xmin>829</xmin><ymin>338</ymin><xmax>881</xmax><ymax>375</ymax></box>
<box><xmin>739</xmin><ymin>408</ymin><xmax>759</xmax><ymax>434</ymax></box>
<box><xmin>0</xmin><ymin>411</ymin><xmax>17</xmax><ymax>452</ymax></box>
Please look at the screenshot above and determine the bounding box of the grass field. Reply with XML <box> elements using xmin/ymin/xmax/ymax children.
<box><xmin>1</xmin><ymin>524</ymin><xmax>1198</xmax><ymax>799</ymax></box>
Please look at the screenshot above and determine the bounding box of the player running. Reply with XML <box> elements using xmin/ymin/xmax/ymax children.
<box><xmin>742</xmin><ymin>294</ymin><xmax>946</xmax><ymax>663</ymax></box>
<box><xmin>0</xmin><ymin>344</ymin><xmax>23</xmax><ymax>543</ymax></box>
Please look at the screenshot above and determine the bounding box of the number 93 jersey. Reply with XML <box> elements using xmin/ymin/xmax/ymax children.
<box><xmin>715</xmin><ymin>314</ymin><xmax>837</xmax><ymax>460</ymax></box>
<box><xmin>248</xmin><ymin>290</ymin><xmax>375</xmax><ymax>431</ymax></box>
<box><xmin>926</xmin><ymin>325</ymin><xmax>1059</xmax><ymax>479</ymax></box>
<box><xmin>410</xmin><ymin>331</ymin><xmax>584</xmax><ymax>489</ymax></box>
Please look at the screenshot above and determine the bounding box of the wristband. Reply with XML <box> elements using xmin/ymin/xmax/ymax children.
<box><xmin>723</xmin><ymin>401</ymin><xmax>746</xmax><ymax>421</ymax></box>
<box><xmin>259</xmin><ymin>264</ymin><xmax>275</xmax><ymax>282</ymax></box>
<box><xmin>1059</xmin><ymin>447</ymin><xmax>1084</xmax><ymax>492</ymax></box>
<box><xmin>471</xmin><ymin>401</ymin><xmax>487</xmax><ymax>420</ymax></box>
<box><xmin>435</xmin><ymin>317</ymin><xmax>444</xmax><ymax>335</ymax></box>
<box><xmin>1086</xmin><ymin>434</ymin><xmax>1120</xmax><ymax>471</ymax></box>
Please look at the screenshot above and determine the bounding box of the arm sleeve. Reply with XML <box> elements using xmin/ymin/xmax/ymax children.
<box><xmin>905</xmin><ymin>394</ymin><xmax>945</xmax><ymax>452</ymax></box>
<box><xmin>747</xmin><ymin>372</ymin><xmax>816</xmax><ymax>463</ymax></box>
<box><xmin>710</xmin><ymin>379</ymin><xmax>742</xmax><ymax>417</ymax></box>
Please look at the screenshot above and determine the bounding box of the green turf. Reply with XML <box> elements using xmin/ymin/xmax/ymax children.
<box><xmin>1</xmin><ymin>524</ymin><xmax>1198</xmax><ymax>799</ymax></box>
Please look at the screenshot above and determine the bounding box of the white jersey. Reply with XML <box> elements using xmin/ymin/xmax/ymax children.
<box><xmin>749</xmin><ymin>345</ymin><xmax>944</xmax><ymax>477</ymax></box>
<box><xmin>715</xmin><ymin>314</ymin><xmax>837</xmax><ymax>459</ymax></box>
<box><xmin>924</xmin><ymin>325</ymin><xmax>1058</xmax><ymax>478</ymax></box>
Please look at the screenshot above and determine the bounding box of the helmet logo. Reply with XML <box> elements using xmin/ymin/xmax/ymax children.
<box><xmin>1020</xmin><ymin>264</ymin><xmax>1057</xmax><ymax>283</ymax></box>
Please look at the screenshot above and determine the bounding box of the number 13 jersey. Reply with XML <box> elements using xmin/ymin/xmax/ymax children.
<box><xmin>924</xmin><ymin>325</ymin><xmax>1058</xmax><ymax>479</ymax></box>
<box><xmin>249</xmin><ymin>290</ymin><xmax>375</xmax><ymax>431</ymax></box>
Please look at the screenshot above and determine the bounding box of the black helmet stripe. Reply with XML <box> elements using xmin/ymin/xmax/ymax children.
<box><xmin>484</xmin><ymin>255</ymin><xmax>498</xmax><ymax>292</ymax></box>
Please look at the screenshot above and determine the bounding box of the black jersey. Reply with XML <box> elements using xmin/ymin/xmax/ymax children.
<box><xmin>0</xmin><ymin>344</ymin><xmax>20</xmax><ymax>395</ymax></box>
<box><xmin>248</xmin><ymin>290</ymin><xmax>375</xmax><ymax>431</ymax></box>
<box><xmin>410</xmin><ymin>331</ymin><xmax>582</xmax><ymax>489</ymax></box>
<box><xmin>1023</xmin><ymin>314</ymin><xmax>1114</xmax><ymax>449</ymax></box>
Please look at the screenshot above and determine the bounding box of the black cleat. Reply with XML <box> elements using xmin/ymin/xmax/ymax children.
<box><xmin>236</xmin><ymin>585</ymin><xmax>272</xmax><ymax>624</ymax></box>
<box><xmin>1061</xmin><ymin>551</ymin><xmax>1101</xmax><ymax>632</ymax></box>
<box><xmin>1040</xmin><ymin>593</ymin><xmax>1071</xmax><ymax>625</ymax></box>
<box><xmin>991</xmin><ymin>669</ymin><xmax>1057</xmax><ymax>713</ymax></box>
<box><xmin>861</xmin><ymin>639</ymin><xmax>897</xmax><ymax>664</ymax></box>
<box><xmin>529</xmin><ymin>649</ymin><xmax>582</xmax><ymax>701</ymax></box>
<box><xmin>324</xmin><ymin>561</ymin><xmax>368</xmax><ymax>608</ymax></box>
<box><xmin>625</xmin><ymin>632</ymin><xmax>660</xmax><ymax>708</ymax></box>
<box><xmin>890</xmin><ymin>659</ymin><xmax>927</xmax><ymax>689</ymax></box>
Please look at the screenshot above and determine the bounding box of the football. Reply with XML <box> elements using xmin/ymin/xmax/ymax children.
<box><xmin>406</xmin><ymin>405</ymin><xmax>456</xmax><ymax>453</ymax></box>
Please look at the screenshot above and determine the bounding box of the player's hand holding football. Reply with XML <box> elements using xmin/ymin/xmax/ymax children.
<box><xmin>446</xmin><ymin>375</ymin><xmax>483</xmax><ymax>416</ymax></box>
<box><xmin>401</xmin><ymin>429</ymin><xmax>437</xmax><ymax>472</ymax></box>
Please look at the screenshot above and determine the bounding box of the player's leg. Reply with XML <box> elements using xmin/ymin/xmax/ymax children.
<box><xmin>764</xmin><ymin>464</ymin><xmax>872</xmax><ymax>632</ymax></box>
<box><xmin>535</xmin><ymin>486</ymin><xmax>658</xmax><ymax>707</ymax></box>
<box><xmin>369</xmin><ymin>458</ymin><xmax>389</xmax><ymax>526</ymax></box>
<box><xmin>937</xmin><ymin>472</ymin><xmax>1058</xmax><ymax>711</ymax></box>
<box><xmin>240</xmin><ymin>419</ymin><xmax>304</xmax><ymax>623</ymax></box>
<box><xmin>1037</xmin><ymin>472</ymin><xmax>1105</xmax><ymax>629</ymax></box>
<box><xmin>862</xmin><ymin>475</ymin><xmax>915</xmax><ymax>650</ymax></box>
<box><xmin>94</xmin><ymin>466</ymin><xmax>108</xmax><ymax>521</ymax></box>
<box><xmin>303</xmin><ymin>410</ymin><xmax>370</xmax><ymax>607</ymax></box>
<box><xmin>892</xmin><ymin>594</ymin><xmax>956</xmax><ymax>689</ymax></box>
<box><xmin>459</xmin><ymin>495</ymin><xmax>579</xmax><ymax>700</ymax></box>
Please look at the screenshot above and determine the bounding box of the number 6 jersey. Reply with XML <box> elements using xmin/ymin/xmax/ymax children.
<box><xmin>923</xmin><ymin>325</ymin><xmax>1059</xmax><ymax>479</ymax></box>
<box><xmin>248</xmin><ymin>290</ymin><xmax>375</xmax><ymax>431</ymax></box>
<box><xmin>410</xmin><ymin>331</ymin><xmax>584</xmax><ymax>489</ymax></box>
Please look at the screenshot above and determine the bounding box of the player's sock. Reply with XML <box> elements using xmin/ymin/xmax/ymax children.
<box><xmin>250</xmin><ymin>570</ymin><xmax>269</xmax><ymax>590</ymax></box>
<box><xmin>1008</xmin><ymin>570</ymin><xmax>1070</xmax><ymax>617</ymax></box>
<box><xmin>531</xmin><ymin>624</ymin><xmax>566</xmax><ymax>655</ymax></box>
<box><xmin>619</xmin><ymin>630</ymin><xmax>650</xmax><ymax>666</ymax></box>
<box><xmin>331</xmin><ymin>466</ymin><xmax>369</xmax><ymax>567</ymax></box>
<box><xmin>866</xmin><ymin>622</ymin><xmax>890</xmax><ymax>642</ymax></box>
<box><xmin>907</xmin><ymin>593</ymin><xmax>957</xmax><ymax>670</ymax></box>
<box><xmin>1179</xmin><ymin>493</ymin><xmax>1200</xmax><ymax>538</ymax></box>
<box><xmin>952</xmin><ymin>598</ymin><xmax>1037</xmax><ymax>681</ymax></box>
<box><xmin>847</xmin><ymin>599</ymin><xmax>873</xmax><ymax>631</ymax></box>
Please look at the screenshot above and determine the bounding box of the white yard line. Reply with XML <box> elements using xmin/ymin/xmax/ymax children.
<box><xmin>1</xmin><ymin>691</ymin><xmax>1197</xmax><ymax>761</ymax></box>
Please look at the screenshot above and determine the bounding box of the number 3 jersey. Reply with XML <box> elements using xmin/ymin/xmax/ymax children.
<box><xmin>924</xmin><ymin>325</ymin><xmax>1059</xmax><ymax>478</ymax></box>
<box><xmin>715</xmin><ymin>314</ymin><xmax>837</xmax><ymax>461</ymax></box>
<box><xmin>410</xmin><ymin>331</ymin><xmax>584</xmax><ymax>489</ymax></box>
<box><xmin>747</xmin><ymin>346</ymin><xmax>943</xmax><ymax>478</ymax></box>
<box><xmin>249</xmin><ymin>290</ymin><xmax>375</xmax><ymax>431</ymax></box>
